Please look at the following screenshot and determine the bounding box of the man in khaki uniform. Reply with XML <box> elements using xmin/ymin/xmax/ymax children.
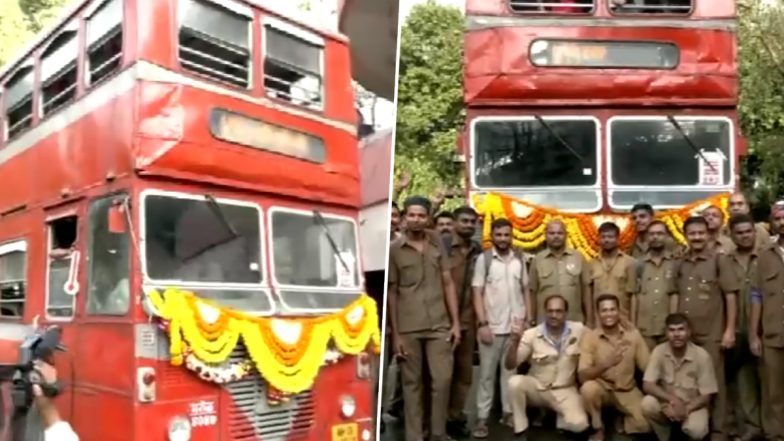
<box><xmin>634</xmin><ymin>220</ymin><xmax>679</xmax><ymax>349</ymax></box>
<box><xmin>749</xmin><ymin>203</ymin><xmax>784</xmax><ymax>441</ymax></box>
<box><xmin>503</xmin><ymin>295</ymin><xmax>589</xmax><ymax>440</ymax></box>
<box><xmin>443</xmin><ymin>206</ymin><xmax>482</xmax><ymax>438</ymax></box>
<box><xmin>641</xmin><ymin>313</ymin><xmax>718</xmax><ymax>441</ymax></box>
<box><xmin>628</xmin><ymin>203</ymin><xmax>683</xmax><ymax>259</ymax></box>
<box><xmin>388</xmin><ymin>196</ymin><xmax>462</xmax><ymax>441</ymax></box>
<box><xmin>725</xmin><ymin>192</ymin><xmax>771</xmax><ymax>250</ymax></box>
<box><xmin>725</xmin><ymin>214</ymin><xmax>762</xmax><ymax>440</ymax></box>
<box><xmin>578</xmin><ymin>294</ymin><xmax>651</xmax><ymax>440</ymax></box>
<box><xmin>672</xmin><ymin>216</ymin><xmax>739</xmax><ymax>439</ymax></box>
<box><xmin>588</xmin><ymin>222</ymin><xmax>636</xmax><ymax>325</ymax></box>
<box><xmin>529</xmin><ymin>219</ymin><xmax>590</xmax><ymax>323</ymax></box>
<box><xmin>703</xmin><ymin>205</ymin><xmax>735</xmax><ymax>255</ymax></box>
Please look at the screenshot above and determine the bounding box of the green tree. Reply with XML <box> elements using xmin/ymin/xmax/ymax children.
<box><xmin>19</xmin><ymin>0</ymin><xmax>72</xmax><ymax>33</ymax></box>
<box><xmin>393</xmin><ymin>1</ymin><xmax>464</xmax><ymax>206</ymax></box>
<box><xmin>0</xmin><ymin>2</ymin><xmax>34</xmax><ymax>66</ymax></box>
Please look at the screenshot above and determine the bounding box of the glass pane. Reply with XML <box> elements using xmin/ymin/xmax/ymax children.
<box><xmin>509</xmin><ymin>0</ymin><xmax>594</xmax><ymax>13</ymax></box>
<box><xmin>265</xmin><ymin>26</ymin><xmax>321</xmax><ymax>74</ymax></box>
<box><xmin>610</xmin><ymin>119</ymin><xmax>732</xmax><ymax>186</ymax></box>
<box><xmin>610</xmin><ymin>189</ymin><xmax>729</xmax><ymax>210</ymax></box>
<box><xmin>87</xmin><ymin>196</ymin><xmax>130</xmax><ymax>315</ymax></box>
<box><xmin>87</xmin><ymin>0</ymin><xmax>123</xmax><ymax>47</ymax></box>
<box><xmin>180</xmin><ymin>0</ymin><xmax>250</xmax><ymax>50</ymax></box>
<box><xmin>278</xmin><ymin>290</ymin><xmax>362</xmax><ymax>311</ymax></box>
<box><xmin>41</xmin><ymin>31</ymin><xmax>78</xmax><ymax>82</ymax></box>
<box><xmin>473</xmin><ymin>119</ymin><xmax>598</xmax><ymax>187</ymax></box>
<box><xmin>609</xmin><ymin>0</ymin><xmax>692</xmax><ymax>14</ymax></box>
<box><xmin>47</xmin><ymin>258</ymin><xmax>74</xmax><ymax>317</ymax></box>
<box><xmin>144</xmin><ymin>195</ymin><xmax>262</xmax><ymax>284</ymax></box>
<box><xmin>4</xmin><ymin>67</ymin><xmax>34</xmax><ymax>111</ymax></box>
<box><xmin>0</xmin><ymin>251</ymin><xmax>25</xmax><ymax>282</ymax></box>
<box><xmin>271</xmin><ymin>211</ymin><xmax>359</xmax><ymax>289</ymax></box>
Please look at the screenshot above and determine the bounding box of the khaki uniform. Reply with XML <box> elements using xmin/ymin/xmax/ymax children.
<box><xmin>529</xmin><ymin>248</ymin><xmax>590</xmax><ymax>323</ymax></box>
<box><xmin>445</xmin><ymin>233</ymin><xmax>481</xmax><ymax>422</ymax></box>
<box><xmin>508</xmin><ymin>321</ymin><xmax>589</xmax><ymax>434</ymax></box>
<box><xmin>721</xmin><ymin>223</ymin><xmax>771</xmax><ymax>251</ymax></box>
<box><xmin>635</xmin><ymin>252</ymin><xmax>678</xmax><ymax>349</ymax></box>
<box><xmin>674</xmin><ymin>251</ymin><xmax>739</xmax><ymax>435</ymax></box>
<box><xmin>588</xmin><ymin>251</ymin><xmax>636</xmax><ymax>318</ymax></box>
<box><xmin>388</xmin><ymin>232</ymin><xmax>454</xmax><ymax>441</ymax></box>
<box><xmin>641</xmin><ymin>342</ymin><xmax>719</xmax><ymax>441</ymax></box>
<box><xmin>752</xmin><ymin>244</ymin><xmax>784</xmax><ymax>440</ymax></box>
<box><xmin>578</xmin><ymin>326</ymin><xmax>651</xmax><ymax>434</ymax></box>
<box><xmin>710</xmin><ymin>234</ymin><xmax>736</xmax><ymax>256</ymax></box>
<box><xmin>725</xmin><ymin>248</ymin><xmax>762</xmax><ymax>436</ymax></box>
<box><xmin>629</xmin><ymin>235</ymin><xmax>683</xmax><ymax>259</ymax></box>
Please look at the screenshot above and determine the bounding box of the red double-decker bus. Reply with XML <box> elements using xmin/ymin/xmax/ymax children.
<box><xmin>0</xmin><ymin>0</ymin><xmax>376</xmax><ymax>440</ymax></box>
<box><xmin>461</xmin><ymin>0</ymin><xmax>738</xmax><ymax>213</ymax></box>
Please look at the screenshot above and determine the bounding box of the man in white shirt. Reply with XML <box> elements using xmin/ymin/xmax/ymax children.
<box><xmin>33</xmin><ymin>360</ymin><xmax>79</xmax><ymax>441</ymax></box>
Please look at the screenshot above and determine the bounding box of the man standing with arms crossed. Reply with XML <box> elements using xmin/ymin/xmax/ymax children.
<box><xmin>470</xmin><ymin>218</ymin><xmax>531</xmax><ymax>438</ymax></box>
<box><xmin>388</xmin><ymin>196</ymin><xmax>462</xmax><ymax>441</ymax></box>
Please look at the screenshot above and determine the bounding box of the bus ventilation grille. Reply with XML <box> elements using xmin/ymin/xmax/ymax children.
<box><xmin>225</xmin><ymin>345</ymin><xmax>316</xmax><ymax>440</ymax></box>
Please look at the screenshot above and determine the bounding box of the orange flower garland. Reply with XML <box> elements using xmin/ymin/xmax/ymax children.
<box><xmin>472</xmin><ymin>192</ymin><xmax>730</xmax><ymax>259</ymax></box>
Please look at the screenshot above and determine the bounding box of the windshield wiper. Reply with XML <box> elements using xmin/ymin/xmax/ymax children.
<box><xmin>533</xmin><ymin>115</ymin><xmax>586</xmax><ymax>164</ymax></box>
<box><xmin>665</xmin><ymin>115</ymin><xmax>717</xmax><ymax>173</ymax></box>
<box><xmin>204</xmin><ymin>194</ymin><xmax>239</xmax><ymax>238</ymax></box>
<box><xmin>312</xmin><ymin>210</ymin><xmax>350</xmax><ymax>272</ymax></box>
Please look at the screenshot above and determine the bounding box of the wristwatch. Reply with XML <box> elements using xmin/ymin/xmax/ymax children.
<box><xmin>478</xmin><ymin>321</ymin><xmax>489</xmax><ymax>328</ymax></box>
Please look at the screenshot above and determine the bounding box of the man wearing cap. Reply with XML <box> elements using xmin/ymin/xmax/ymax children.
<box><xmin>388</xmin><ymin>196</ymin><xmax>462</xmax><ymax>441</ymax></box>
<box><xmin>749</xmin><ymin>202</ymin><xmax>784</xmax><ymax>441</ymax></box>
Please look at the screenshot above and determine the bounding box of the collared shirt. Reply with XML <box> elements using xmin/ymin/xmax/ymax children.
<box><xmin>472</xmin><ymin>248</ymin><xmax>528</xmax><ymax>334</ymax></box>
<box><xmin>752</xmin><ymin>243</ymin><xmax>784</xmax><ymax>348</ymax></box>
<box><xmin>388</xmin><ymin>230</ymin><xmax>451</xmax><ymax>334</ymax></box>
<box><xmin>45</xmin><ymin>422</ymin><xmax>80</xmax><ymax>441</ymax></box>
<box><xmin>516</xmin><ymin>321</ymin><xmax>586</xmax><ymax>390</ymax></box>
<box><xmin>675</xmin><ymin>250</ymin><xmax>739</xmax><ymax>341</ymax></box>
<box><xmin>709</xmin><ymin>234</ymin><xmax>736</xmax><ymax>256</ymax></box>
<box><xmin>578</xmin><ymin>326</ymin><xmax>650</xmax><ymax>391</ymax></box>
<box><xmin>721</xmin><ymin>223</ymin><xmax>771</xmax><ymax>251</ymax></box>
<box><xmin>635</xmin><ymin>252</ymin><xmax>678</xmax><ymax>337</ymax></box>
<box><xmin>446</xmin><ymin>233</ymin><xmax>482</xmax><ymax>328</ymax></box>
<box><xmin>529</xmin><ymin>248</ymin><xmax>590</xmax><ymax>323</ymax></box>
<box><xmin>589</xmin><ymin>251</ymin><xmax>636</xmax><ymax>315</ymax></box>
<box><xmin>643</xmin><ymin>342</ymin><xmax>718</xmax><ymax>402</ymax></box>
<box><xmin>629</xmin><ymin>235</ymin><xmax>683</xmax><ymax>259</ymax></box>
<box><xmin>725</xmin><ymin>247</ymin><xmax>760</xmax><ymax>333</ymax></box>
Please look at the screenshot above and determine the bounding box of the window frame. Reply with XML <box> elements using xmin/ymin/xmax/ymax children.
<box><xmin>84</xmin><ymin>0</ymin><xmax>124</xmax><ymax>88</ymax></box>
<box><xmin>528</xmin><ymin>38</ymin><xmax>680</xmax><ymax>70</ymax></box>
<box><xmin>44</xmin><ymin>214</ymin><xmax>79</xmax><ymax>322</ymax></box>
<box><xmin>40</xmin><ymin>22</ymin><xmax>79</xmax><ymax>118</ymax></box>
<box><xmin>607</xmin><ymin>0</ymin><xmax>694</xmax><ymax>16</ymax></box>
<box><xmin>176</xmin><ymin>0</ymin><xmax>254</xmax><ymax>90</ymax></box>
<box><xmin>0</xmin><ymin>240</ymin><xmax>28</xmax><ymax>320</ymax></box>
<box><xmin>86</xmin><ymin>192</ymin><xmax>131</xmax><ymax>316</ymax></box>
<box><xmin>261</xmin><ymin>16</ymin><xmax>326</xmax><ymax>112</ymax></box>
<box><xmin>4</xmin><ymin>62</ymin><xmax>35</xmax><ymax>140</ymax></box>
<box><xmin>507</xmin><ymin>0</ymin><xmax>596</xmax><ymax>15</ymax></box>
<box><xmin>606</xmin><ymin>115</ymin><xmax>735</xmax><ymax>210</ymax></box>
<box><xmin>267</xmin><ymin>206</ymin><xmax>361</xmax><ymax>299</ymax></box>
<box><xmin>469</xmin><ymin>115</ymin><xmax>603</xmax><ymax>212</ymax></box>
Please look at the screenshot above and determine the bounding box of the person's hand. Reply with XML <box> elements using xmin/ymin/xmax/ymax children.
<box><xmin>721</xmin><ymin>329</ymin><xmax>736</xmax><ymax>350</ymax></box>
<box><xmin>668</xmin><ymin>396</ymin><xmax>687</xmax><ymax>422</ymax></box>
<box><xmin>511</xmin><ymin>316</ymin><xmax>525</xmax><ymax>336</ymax></box>
<box><xmin>32</xmin><ymin>360</ymin><xmax>58</xmax><ymax>397</ymax></box>
<box><xmin>395</xmin><ymin>173</ymin><xmax>411</xmax><ymax>191</ymax></box>
<box><xmin>478</xmin><ymin>325</ymin><xmax>493</xmax><ymax>345</ymax></box>
<box><xmin>749</xmin><ymin>334</ymin><xmax>762</xmax><ymax>357</ymax></box>
<box><xmin>449</xmin><ymin>325</ymin><xmax>462</xmax><ymax>350</ymax></box>
<box><xmin>393</xmin><ymin>333</ymin><xmax>408</xmax><ymax>360</ymax></box>
<box><xmin>601</xmin><ymin>346</ymin><xmax>625</xmax><ymax>370</ymax></box>
<box><xmin>431</xmin><ymin>187</ymin><xmax>447</xmax><ymax>207</ymax></box>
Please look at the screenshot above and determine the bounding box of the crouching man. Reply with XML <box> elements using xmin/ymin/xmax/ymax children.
<box><xmin>504</xmin><ymin>294</ymin><xmax>589</xmax><ymax>440</ymax></box>
<box><xmin>578</xmin><ymin>294</ymin><xmax>651</xmax><ymax>441</ymax></box>
<box><xmin>641</xmin><ymin>313</ymin><xmax>718</xmax><ymax>441</ymax></box>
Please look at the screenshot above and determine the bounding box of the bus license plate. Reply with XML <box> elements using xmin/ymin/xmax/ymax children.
<box><xmin>331</xmin><ymin>423</ymin><xmax>358</xmax><ymax>441</ymax></box>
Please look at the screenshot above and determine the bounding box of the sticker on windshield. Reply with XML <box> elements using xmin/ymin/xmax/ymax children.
<box><xmin>337</xmin><ymin>252</ymin><xmax>355</xmax><ymax>287</ymax></box>
<box><xmin>697</xmin><ymin>149</ymin><xmax>726</xmax><ymax>186</ymax></box>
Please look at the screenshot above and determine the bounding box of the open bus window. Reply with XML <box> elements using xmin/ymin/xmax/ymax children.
<box><xmin>509</xmin><ymin>0</ymin><xmax>594</xmax><ymax>14</ymax></box>
<box><xmin>178</xmin><ymin>0</ymin><xmax>252</xmax><ymax>89</ymax></box>
<box><xmin>87</xmin><ymin>195</ymin><xmax>130</xmax><ymax>315</ymax></box>
<box><xmin>609</xmin><ymin>118</ymin><xmax>732</xmax><ymax>187</ymax></box>
<box><xmin>0</xmin><ymin>241</ymin><xmax>26</xmax><ymax>319</ymax></box>
<box><xmin>46</xmin><ymin>216</ymin><xmax>78</xmax><ymax>318</ymax></box>
<box><xmin>270</xmin><ymin>210</ymin><xmax>359</xmax><ymax>289</ymax></box>
<box><xmin>41</xmin><ymin>26</ymin><xmax>78</xmax><ymax>116</ymax></box>
<box><xmin>4</xmin><ymin>65</ymin><xmax>34</xmax><ymax>140</ymax></box>
<box><xmin>609</xmin><ymin>0</ymin><xmax>692</xmax><ymax>14</ymax></box>
<box><xmin>263</xmin><ymin>22</ymin><xmax>324</xmax><ymax>110</ymax></box>
<box><xmin>86</xmin><ymin>0</ymin><xmax>123</xmax><ymax>86</ymax></box>
<box><xmin>472</xmin><ymin>118</ymin><xmax>598</xmax><ymax>187</ymax></box>
<box><xmin>143</xmin><ymin>194</ymin><xmax>262</xmax><ymax>284</ymax></box>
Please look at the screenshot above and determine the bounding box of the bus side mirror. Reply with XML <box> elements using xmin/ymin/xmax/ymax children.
<box><xmin>108</xmin><ymin>203</ymin><xmax>126</xmax><ymax>234</ymax></box>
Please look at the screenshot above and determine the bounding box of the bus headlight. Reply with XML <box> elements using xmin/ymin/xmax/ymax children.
<box><xmin>340</xmin><ymin>395</ymin><xmax>356</xmax><ymax>418</ymax></box>
<box><xmin>168</xmin><ymin>416</ymin><xmax>192</xmax><ymax>441</ymax></box>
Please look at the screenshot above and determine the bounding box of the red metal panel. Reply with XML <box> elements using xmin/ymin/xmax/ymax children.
<box><xmin>464</xmin><ymin>26</ymin><xmax>737</xmax><ymax>106</ymax></box>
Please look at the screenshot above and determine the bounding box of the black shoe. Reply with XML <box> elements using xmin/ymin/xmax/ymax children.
<box><xmin>512</xmin><ymin>430</ymin><xmax>529</xmax><ymax>441</ymax></box>
<box><xmin>446</xmin><ymin>419</ymin><xmax>470</xmax><ymax>438</ymax></box>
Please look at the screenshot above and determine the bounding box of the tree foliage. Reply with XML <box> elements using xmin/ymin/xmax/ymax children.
<box><xmin>393</xmin><ymin>1</ymin><xmax>464</xmax><ymax>205</ymax></box>
<box><xmin>0</xmin><ymin>0</ymin><xmax>75</xmax><ymax>66</ymax></box>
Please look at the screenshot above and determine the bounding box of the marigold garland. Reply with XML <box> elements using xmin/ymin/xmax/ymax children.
<box><xmin>472</xmin><ymin>192</ymin><xmax>730</xmax><ymax>259</ymax></box>
<box><xmin>146</xmin><ymin>288</ymin><xmax>381</xmax><ymax>394</ymax></box>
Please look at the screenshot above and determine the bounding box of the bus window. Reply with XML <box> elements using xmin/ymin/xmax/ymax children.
<box><xmin>0</xmin><ymin>241</ymin><xmax>26</xmax><ymax>319</ymax></box>
<box><xmin>41</xmin><ymin>25</ymin><xmax>78</xmax><ymax>116</ymax></box>
<box><xmin>509</xmin><ymin>0</ymin><xmax>594</xmax><ymax>14</ymax></box>
<box><xmin>46</xmin><ymin>216</ymin><xmax>78</xmax><ymax>319</ymax></box>
<box><xmin>609</xmin><ymin>0</ymin><xmax>692</xmax><ymax>14</ymax></box>
<box><xmin>263</xmin><ymin>21</ymin><xmax>324</xmax><ymax>110</ymax></box>
<box><xmin>87</xmin><ymin>195</ymin><xmax>130</xmax><ymax>315</ymax></box>
<box><xmin>4</xmin><ymin>64</ymin><xmax>34</xmax><ymax>140</ymax></box>
<box><xmin>86</xmin><ymin>0</ymin><xmax>123</xmax><ymax>86</ymax></box>
<box><xmin>177</xmin><ymin>0</ymin><xmax>252</xmax><ymax>89</ymax></box>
